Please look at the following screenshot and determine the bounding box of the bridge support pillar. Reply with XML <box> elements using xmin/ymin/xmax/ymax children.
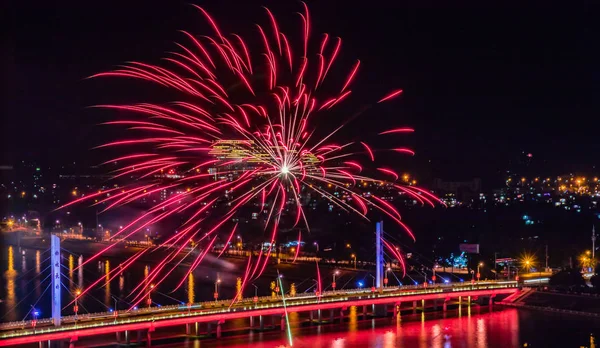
<box><xmin>281</xmin><ymin>315</ymin><xmax>285</xmax><ymax>331</ymax></box>
<box><xmin>207</xmin><ymin>322</ymin><xmax>212</xmax><ymax>335</ymax></box>
<box><xmin>329</xmin><ymin>309</ymin><xmax>334</xmax><ymax>322</ymax></box>
<box><xmin>393</xmin><ymin>302</ymin><xmax>401</xmax><ymax>317</ymax></box>
<box><xmin>489</xmin><ymin>294</ymin><xmax>496</xmax><ymax>306</ymax></box>
<box><xmin>443</xmin><ymin>300</ymin><xmax>448</xmax><ymax>312</ymax></box>
<box><xmin>339</xmin><ymin>308</ymin><xmax>345</xmax><ymax>323</ymax></box>
<box><xmin>116</xmin><ymin>331</ymin><xmax>120</xmax><ymax>343</ymax></box>
<box><xmin>412</xmin><ymin>301</ymin><xmax>417</xmax><ymax>314</ymax></box>
<box><xmin>125</xmin><ymin>330</ymin><xmax>130</xmax><ymax>345</ymax></box>
<box><xmin>186</xmin><ymin>323</ymin><xmax>190</xmax><ymax>335</ymax></box>
<box><xmin>362</xmin><ymin>305</ymin><xmax>367</xmax><ymax>318</ymax></box>
<box><xmin>318</xmin><ymin>309</ymin><xmax>322</xmax><ymax>322</ymax></box>
<box><xmin>249</xmin><ymin>316</ymin><xmax>254</xmax><ymax>328</ymax></box>
<box><xmin>259</xmin><ymin>315</ymin><xmax>264</xmax><ymax>330</ymax></box>
<box><xmin>146</xmin><ymin>330</ymin><xmax>152</xmax><ymax>347</ymax></box>
<box><xmin>216</xmin><ymin>320</ymin><xmax>223</xmax><ymax>338</ymax></box>
<box><xmin>69</xmin><ymin>336</ymin><xmax>77</xmax><ymax>348</ymax></box>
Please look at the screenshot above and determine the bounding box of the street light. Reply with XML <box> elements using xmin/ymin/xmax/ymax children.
<box><xmin>369</xmin><ymin>274</ymin><xmax>376</xmax><ymax>292</ymax></box>
<box><xmin>31</xmin><ymin>306</ymin><xmax>39</xmax><ymax>333</ymax></box>
<box><xmin>351</xmin><ymin>254</ymin><xmax>357</xmax><ymax>269</ymax></box>
<box><xmin>147</xmin><ymin>284</ymin><xmax>154</xmax><ymax>307</ymax></box>
<box><xmin>237</xmin><ymin>235</ymin><xmax>243</xmax><ymax>251</ymax></box>
<box><xmin>111</xmin><ymin>295</ymin><xmax>119</xmax><ymax>322</ymax></box>
<box><xmin>74</xmin><ymin>289</ymin><xmax>81</xmax><ymax>319</ymax></box>
<box><xmin>384</xmin><ymin>267</ymin><xmax>391</xmax><ymax>287</ymax></box>
<box><xmin>332</xmin><ymin>270</ymin><xmax>340</xmax><ymax>291</ymax></box>
<box><xmin>477</xmin><ymin>262</ymin><xmax>484</xmax><ymax>281</ymax></box>
<box><xmin>252</xmin><ymin>283</ymin><xmax>259</xmax><ymax>303</ymax></box>
<box><xmin>313</xmin><ymin>241</ymin><xmax>319</xmax><ymax>253</ymax></box>
<box><xmin>214</xmin><ymin>278</ymin><xmax>221</xmax><ymax>301</ymax></box>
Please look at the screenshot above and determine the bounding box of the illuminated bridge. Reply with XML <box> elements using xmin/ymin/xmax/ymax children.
<box><xmin>0</xmin><ymin>281</ymin><xmax>518</xmax><ymax>347</ymax></box>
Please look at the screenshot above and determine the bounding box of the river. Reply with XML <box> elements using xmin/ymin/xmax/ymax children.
<box><xmin>2</xmin><ymin>245</ymin><xmax>599</xmax><ymax>347</ymax></box>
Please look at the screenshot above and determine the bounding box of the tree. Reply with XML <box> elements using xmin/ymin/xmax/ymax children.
<box><xmin>549</xmin><ymin>268</ymin><xmax>586</xmax><ymax>289</ymax></box>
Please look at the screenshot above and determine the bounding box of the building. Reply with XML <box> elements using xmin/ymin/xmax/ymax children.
<box><xmin>432</xmin><ymin>178</ymin><xmax>482</xmax><ymax>203</ymax></box>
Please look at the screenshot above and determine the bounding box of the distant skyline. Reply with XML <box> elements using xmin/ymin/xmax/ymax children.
<box><xmin>3</xmin><ymin>1</ymin><xmax>597</xmax><ymax>186</ymax></box>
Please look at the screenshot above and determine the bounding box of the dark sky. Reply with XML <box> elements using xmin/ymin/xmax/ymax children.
<box><xmin>3</xmin><ymin>1</ymin><xmax>598</xmax><ymax>187</ymax></box>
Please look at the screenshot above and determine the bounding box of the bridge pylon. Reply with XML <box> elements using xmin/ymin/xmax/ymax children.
<box><xmin>51</xmin><ymin>234</ymin><xmax>61</xmax><ymax>326</ymax></box>
<box><xmin>375</xmin><ymin>221</ymin><xmax>384</xmax><ymax>291</ymax></box>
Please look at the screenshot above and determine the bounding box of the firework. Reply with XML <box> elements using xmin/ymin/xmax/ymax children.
<box><xmin>65</xmin><ymin>3</ymin><xmax>440</xmax><ymax>308</ymax></box>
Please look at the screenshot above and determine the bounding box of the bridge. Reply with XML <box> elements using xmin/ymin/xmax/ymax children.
<box><xmin>0</xmin><ymin>280</ymin><xmax>518</xmax><ymax>347</ymax></box>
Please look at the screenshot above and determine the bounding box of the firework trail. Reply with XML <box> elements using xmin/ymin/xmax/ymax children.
<box><xmin>64</xmin><ymin>3</ymin><xmax>440</xmax><ymax>308</ymax></box>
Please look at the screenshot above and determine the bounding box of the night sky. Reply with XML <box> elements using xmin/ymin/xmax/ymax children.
<box><xmin>3</xmin><ymin>1</ymin><xmax>597</xmax><ymax>187</ymax></box>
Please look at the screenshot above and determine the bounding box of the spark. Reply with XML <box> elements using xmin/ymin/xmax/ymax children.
<box><xmin>377</xmin><ymin>89</ymin><xmax>404</xmax><ymax>103</ymax></box>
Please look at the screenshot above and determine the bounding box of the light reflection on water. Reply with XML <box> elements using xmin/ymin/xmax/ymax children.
<box><xmin>187</xmin><ymin>273</ymin><xmax>195</xmax><ymax>304</ymax></box>
<box><xmin>104</xmin><ymin>260</ymin><xmax>111</xmax><ymax>307</ymax></box>
<box><xmin>4</xmin><ymin>246</ymin><xmax>17</xmax><ymax>322</ymax></box>
<box><xmin>1</xmin><ymin>246</ymin><xmax>599</xmax><ymax>348</ymax></box>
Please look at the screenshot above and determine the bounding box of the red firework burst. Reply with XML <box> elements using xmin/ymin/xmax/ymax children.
<box><xmin>64</xmin><ymin>3</ymin><xmax>441</xmax><ymax>309</ymax></box>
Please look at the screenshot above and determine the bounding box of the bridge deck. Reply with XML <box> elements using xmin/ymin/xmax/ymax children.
<box><xmin>0</xmin><ymin>281</ymin><xmax>517</xmax><ymax>346</ymax></box>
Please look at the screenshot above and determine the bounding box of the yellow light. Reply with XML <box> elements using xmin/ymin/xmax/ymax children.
<box><xmin>351</xmin><ymin>254</ymin><xmax>356</xmax><ymax>258</ymax></box>
<box><xmin>521</xmin><ymin>177</ymin><xmax>526</xmax><ymax>182</ymax></box>
<box><xmin>72</xmin><ymin>190</ymin><xmax>77</xmax><ymax>196</ymax></box>
<box><xmin>186</xmin><ymin>188</ymin><xmax>191</xmax><ymax>192</ymax></box>
<box><xmin>346</xmin><ymin>243</ymin><xmax>351</xmax><ymax>248</ymax></box>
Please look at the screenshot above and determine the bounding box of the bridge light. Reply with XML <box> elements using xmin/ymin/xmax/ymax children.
<box><xmin>357</xmin><ymin>281</ymin><xmax>364</xmax><ymax>288</ymax></box>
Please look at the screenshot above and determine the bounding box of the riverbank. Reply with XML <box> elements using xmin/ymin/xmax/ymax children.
<box><xmin>502</xmin><ymin>289</ymin><xmax>600</xmax><ymax>317</ymax></box>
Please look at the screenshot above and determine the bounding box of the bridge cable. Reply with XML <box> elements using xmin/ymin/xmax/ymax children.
<box><xmin>1</xmin><ymin>268</ymin><xmax>52</xmax><ymax>321</ymax></box>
